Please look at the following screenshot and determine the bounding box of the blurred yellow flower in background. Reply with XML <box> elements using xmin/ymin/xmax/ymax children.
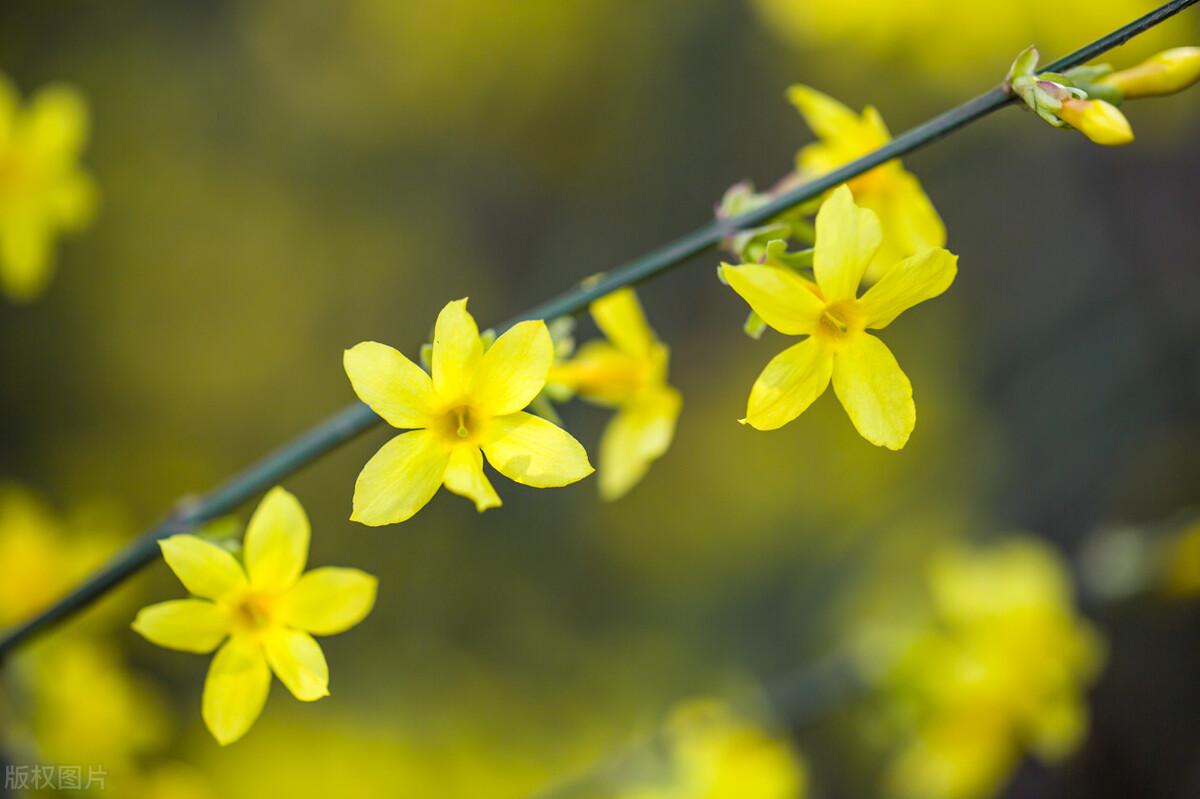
<box><xmin>619</xmin><ymin>700</ymin><xmax>808</xmax><ymax>799</ymax></box>
<box><xmin>550</xmin><ymin>288</ymin><xmax>682</xmax><ymax>501</ymax></box>
<box><xmin>132</xmin><ymin>487</ymin><xmax>378</xmax><ymax>745</ymax></box>
<box><xmin>873</xmin><ymin>537</ymin><xmax>1104</xmax><ymax>799</ymax></box>
<box><xmin>0</xmin><ymin>75</ymin><xmax>96</xmax><ymax>302</ymax></box>
<box><xmin>722</xmin><ymin>186</ymin><xmax>957</xmax><ymax>449</ymax></box>
<box><xmin>752</xmin><ymin>0</ymin><xmax>1177</xmax><ymax>91</ymax></box>
<box><xmin>345</xmin><ymin>298</ymin><xmax>593</xmax><ymax>525</ymax></box>
<box><xmin>788</xmin><ymin>86</ymin><xmax>945</xmax><ymax>282</ymax></box>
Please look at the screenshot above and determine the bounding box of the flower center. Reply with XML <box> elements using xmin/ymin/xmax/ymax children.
<box><xmin>814</xmin><ymin>301</ymin><xmax>863</xmax><ymax>347</ymax></box>
<box><xmin>434</xmin><ymin>405</ymin><xmax>486</xmax><ymax>444</ymax></box>
<box><xmin>229</xmin><ymin>592</ymin><xmax>277</xmax><ymax>635</ymax></box>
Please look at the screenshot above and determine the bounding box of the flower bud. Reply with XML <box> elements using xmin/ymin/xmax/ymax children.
<box><xmin>1057</xmin><ymin>99</ymin><xmax>1134</xmax><ymax>146</ymax></box>
<box><xmin>1100</xmin><ymin>47</ymin><xmax>1200</xmax><ymax>99</ymax></box>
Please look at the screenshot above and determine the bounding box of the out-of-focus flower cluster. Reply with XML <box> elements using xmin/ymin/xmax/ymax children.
<box><xmin>856</xmin><ymin>537</ymin><xmax>1104</xmax><ymax>799</ymax></box>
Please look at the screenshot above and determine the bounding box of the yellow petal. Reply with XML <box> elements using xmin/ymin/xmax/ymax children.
<box><xmin>598</xmin><ymin>386</ymin><xmax>682</xmax><ymax>501</ymax></box>
<box><xmin>1058</xmin><ymin>99</ymin><xmax>1133</xmax><ymax>146</ymax></box>
<box><xmin>132</xmin><ymin>599</ymin><xmax>230</xmax><ymax>653</ymax></box>
<box><xmin>860</xmin><ymin>170</ymin><xmax>946</xmax><ymax>283</ymax></box>
<box><xmin>814</xmin><ymin>185</ymin><xmax>882</xmax><ymax>302</ymax></box>
<box><xmin>743</xmin><ymin>338</ymin><xmax>834</xmax><ymax>431</ymax></box>
<box><xmin>0</xmin><ymin>215</ymin><xmax>53</xmax><ymax>303</ymax></box>
<box><xmin>22</xmin><ymin>84</ymin><xmax>89</xmax><ymax>159</ymax></box>
<box><xmin>859</xmin><ymin>248</ymin><xmax>957</xmax><ymax>329</ymax></box>
<box><xmin>720</xmin><ymin>264</ymin><xmax>825</xmax><ymax>336</ymax></box>
<box><xmin>482</xmin><ymin>412</ymin><xmax>594</xmax><ymax>488</ymax></box>
<box><xmin>344</xmin><ymin>341</ymin><xmax>436</xmax><ymax>429</ymax></box>
<box><xmin>431</xmin><ymin>298</ymin><xmax>483</xmax><ymax>403</ymax></box>
<box><xmin>469</xmin><ymin>319</ymin><xmax>552</xmax><ymax>416</ymax></box>
<box><xmin>202</xmin><ymin>635</ymin><xmax>270</xmax><ymax>746</ymax></box>
<box><xmin>787</xmin><ymin>85</ymin><xmax>861</xmax><ymax>141</ymax></box>
<box><xmin>278</xmin><ymin>567</ymin><xmax>378</xmax><ymax>636</ymax></box>
<box><xmin>243</xmin><ymin>486</ymin><xmax>310</xmax><ymax>592</ymax></box>
<box><xmin>158</xmin><ymin>534</ymin><xmax>247</xmax><ymax>600</ymax></box>
<box><xmin>831</xmin><ymin>334</ymin><xmax>914</xmax><ymax>449</ymax></box>
<box><xmin>591</xmin><ymin>288</ymin><xmax>657</xmax><ymax>358</ymax></box>
<box><xmin>262</xmin><ymin>627</ymin><xmax>329</xmax><ymax>702</ymax></box>
<box><xmin>351</xmin><ymin>429</ymin><xmax>450</xmax><ymax>526</ymax></box>
<box><xmin>443</xmin><ymin>443</ymin><xmax>502</xmax><ymax>511</ymax></box>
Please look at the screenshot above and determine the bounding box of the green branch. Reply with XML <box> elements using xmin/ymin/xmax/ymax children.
<box><xmin>0</xmin><ymin>0</ymin><xmax>1194</xmax><ymax>661</ymax></box>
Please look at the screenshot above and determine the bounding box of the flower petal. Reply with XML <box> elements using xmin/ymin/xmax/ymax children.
<box><xmin>598</xmin><ymin>386</ymin><xmax>682</xmax><ymax>501</ymax></box>
<box><xmin>242</xmin><ymin>486</ymin><xmax>310</xmax><ymax>592</ymax></box>
<box><xmin>482</xmin><ymin>412</ymin><xmax>594</xmax><ymax>488</ymax></box>
<box><xmin>202</xmin><ymin>635</ymin><xmax>270</xmax><ymax>746</ymax></box>
<box><xmin>443</xmin><ymin>444</ymin><xmax>502</xmax><ymax>511</ymax></box>
<box><xmin>132</xmin><ymin>599</ymin><xmax>230</xmax><ymax>653</ymax></box>
<box><xmin>742</xmin><ymin>338</ymin><xmax>834</xmax><ymax>431</ymax></box>
<box><xmin>591</xmin><ymin>288</ymin><xmax>657</xmax><ymax>358</ymax></box>
<box><xmin>859</xmin><ymin>170</ymin><xmax>947</xmax><ymax>284</ymax></box>
<box><xmin>720</xmin><ymin>264</ymin><xmax>825</xmax><ymax>336</ymax></box>
<box><xmin>831</xmin><ymin>334</ymin><xmax>915</xmax><ymax>449</ymax></box>
<box><xmin>158</xmin><ymin>534</ymin><xmax>247</xmax><ymax>600</ymax></box>
<box><xmin>787</xmin><ymin>84</ymin><xmax>862</xmax><ymax>141</ymax></box>
<box><xmin>469</xmin><ymin>320</ymin><xmax>552</xmax><ymax>416</ymax></box>
<box><xmin>432</xmin><ymin>298</ymin><xmax>483</xmax><ymax>403</ymax></box>
<box><xmin>263</xmin><ymin>627</ymin><xmax>329</xmax><ymax>702</ymax></box>
<box><xmin>859</xmin><ymin>248</ymin><xmax>957</xmax><ymax>329</ymax></box>
<box><xmin>278</xmin><ymin>567</ymin><xmax>378</xmax><ymax>636</ymax></box>
<box><xmin>814</xmin><ymin>184</ymin><xmax>882</xmax><ymax>302</ymax></box>
<box><xmin>344</xmin><ymin>341</ymin><xmax>436</xmax><ymax>429</ymax></box>
<box><xmin>351</xmin><ymin>430</ymin><xmax>450</xmax><ymax>526</ymax></box>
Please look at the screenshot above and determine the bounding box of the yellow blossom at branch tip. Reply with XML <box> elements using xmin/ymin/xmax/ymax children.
<box><xmin>1099</xmin><ymin>47</ymin><xmax>1200</xmax><ymax>99</ymax></box>
<box><xmin>131</xmin><ymin>487</ymin><xmax>378</xmax><ymax>745</ymax></box>
<box><xmin>1057</xmin><ymin>98</ymin><xmax>1134</xmax><ymax>146</ymax></box>
<box><xmin>0</xmin><ymin>74</ymin><xmax>97</xmax><ymax>302</ymax></box>
<box><xmin>549</xmin><ymin>288</ymin><xmax>681</xmax><ymax>501</ymax></box>
<box><xmin>344</xmin><ymin>298</ymin><xmax>593</xmax><ymax>525</ymax></box>
<box><xmin>722</xmin><ymin>185</ymin><xmax>957</xmax><ymax>449</ymax></box>
<box><xmin>788</xmin><ymin>85</ymin><xmax>945</xmax><ymax>283</ymax></box>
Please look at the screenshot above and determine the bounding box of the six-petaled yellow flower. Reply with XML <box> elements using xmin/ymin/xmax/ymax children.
<box><xmin>0</xmin><ymin>74</ymin><xmax>97</xmax><ymax>301</ymax></box>
<box><xmin>345</xmin><ymin>298</ymin><xmax>593</xmax><ymax>525</ymax></box>
<box><xmin>789</xmin><ymin>85</ymin><xmax>945</xmax><ymax>282</ymax></box>
<box><xmin>550</xmin><ymin>288</ymin><xmax>682</xmax><ymax>500</ymax></box>
<box><xmin>722</xmin><ymin>185</ymin><xmax>957</xmax><ymax>449</ymax></box>
<box><xmin>132</xmin><ymin>487</ymin><xmax>378</xmax><ymax>745</ymax></box>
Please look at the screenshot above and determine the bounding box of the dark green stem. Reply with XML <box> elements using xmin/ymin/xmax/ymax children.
<box><xmin>0</xmin><ymin>0</ymin><xmax>1194</xmax><ymax>661</ymax></box>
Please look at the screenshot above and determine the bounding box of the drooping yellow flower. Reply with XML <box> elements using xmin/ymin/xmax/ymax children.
<box><xmin>788</xmin><ymin>85</ymin><xmax>945</xmax><ymax>282</ymax></box>
<box><xmin>877</xmin><ymin>537</ymin><xmax>1104</xmax><ymax>799</ymax></box>
<box><xmin>0</xmin><ymin>75</ymin><xmax>97</xmax><ymax>301</ymax></box>
<box><xmin>1056</xmin><ymin>98</ymin><xmax>1134</xmax><ymax>146</ymax></box>
<box><xmin>619</xmin><ymin>700</ymin><xmax>808</xmax><ymax>799</ymax></box>
<box><xmin>721</xmin><ymin>185</ymin><xmax>957</xmax><ymax>449</ymax></box>
<box><xmin>344</xmin><ymin>298</ymin><xmax>593</xmax><ymax>525</ymax></box>
<box><xmin>549</xmin><ymin>288</ymin><xmax>682</xmax><ymax>501</ymax></box>
<box><xmin>132</xmin><ymin>487</ymin><xmax>378</xmax><ymax>745</ymax></box>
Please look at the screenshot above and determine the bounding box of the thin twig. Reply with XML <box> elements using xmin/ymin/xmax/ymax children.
<box><xmin>0</xmin><ymin>0</ymin><xmax>1194</xmax><ymax>660</ymax></box>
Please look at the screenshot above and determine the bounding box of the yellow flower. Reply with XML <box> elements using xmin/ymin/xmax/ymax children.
<box><xmin>1099</xmin><ymin>47</ymin><xmax>1200</xmax><ymax>99</ymax></box>
<box><xmin>1056</xmin><ymin>98</ymin><xmax>1134</xmax><ymax>146</ymax></box>
<box><xmin>621</xmin><ymin>700</ymin><xmax>808</xmax><ymax>799</ymax></box>
<box><xmin>132</xmin><ymin>487</ymin><xmax>378</xmax><ymax>745</ymax></box>
<box><xmin>788</xmin><ymin>85</ymin><xmax>945</xmax><ymax>282</ymax></box>
<box><xmin>344</xmin><ymin>298</ymin><xmax>593</xmax><ymax>525</ymax></box>
<box><xmin>0</xmin><ymin>75</ymin><xmax>97</xmax><ymax>301</ymax></box>
<box><xmin>879</xmin><ymin>538</ymin><xmax>1103</xmax><ymax>799</ymax></box>
<box><xmin>549</xmin><ymin>288</ymin><xmax>682</xmax><ymax>500</ymax></box>
<box><xmin>721</xmin><ymin>185</ymin><xmax>957</xmax><ymax>449</ymax></box>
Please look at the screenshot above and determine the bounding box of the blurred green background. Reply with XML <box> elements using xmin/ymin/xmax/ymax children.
<box><xmin>1</xmin><ymin>1</ymin><xmax>1198</xmax><ymax>797</ymax></box>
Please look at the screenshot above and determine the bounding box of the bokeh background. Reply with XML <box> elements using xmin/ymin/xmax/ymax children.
<box><xmin>1</xmin><ymin>1</ymin><xmax>1198</xmax><ymax>797</ymax></box>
